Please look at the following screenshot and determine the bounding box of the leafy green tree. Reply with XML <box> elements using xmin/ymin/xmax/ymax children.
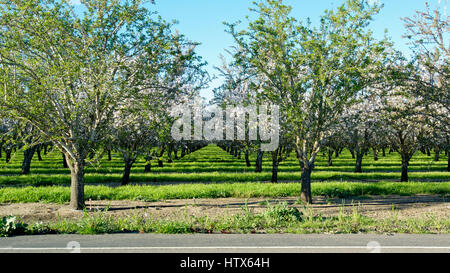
<box><xmin>214</xmin><ymin>51</ymin><xmax>261</xmax><ymax>171</ymax></box>
<box><xmin>113</xmin><ymin>31</ymin><xmax>207</xmax><ymax>185</ymax></box>
<box><xmin>402</xmin><ymin>1</ymin><xmax>449</xmax><ymax>170</ymax></box>
<box><xmin>379</xmin><ymin>86</ymin><xmax>429</xmax><ymax>182</ymax></box>
<box><xmin>225</xmin><ymin>0</ymin><xmax>390</xmax><ymax>203</ymax></box>
<box><xmin>0</xmin><ymin>0</ymin><xmax>189</xmax><ymax>209</ymax></box>
<box><xmin>338</xmin><ymin>91</ymin><xmax>385</xmax><ymax>173</ymax></box>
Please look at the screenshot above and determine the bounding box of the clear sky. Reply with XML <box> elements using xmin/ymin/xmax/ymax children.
<box><xmin>73</xmin><ymin>0</ymin><xmax>446</xmax><ymax>100</ymax></box>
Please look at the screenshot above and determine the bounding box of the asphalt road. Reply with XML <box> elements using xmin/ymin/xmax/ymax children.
<box><xmin>0</xmin><ymin>234</ymin><xmax>449</xmax><ymax>253</ymax></box>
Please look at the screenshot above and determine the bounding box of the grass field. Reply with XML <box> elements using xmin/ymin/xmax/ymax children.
<box><xmin>0</xmin><ymin>145</ymin><xmax>448</xmax><ymax>186</ymax></box>
<box><xmin>1</xmin><ymin>145</ymin><xmax>448</xmax><ymax>235</ymax></box>
<box><xmin>0</xmin><ymin>145</ymin><xmax>448</xmax><ymax>203</ymax></box>
<box><xmin>1</xmin><ymin>182</ymin><xmax>449</xmax><ymax>203</ymax></box>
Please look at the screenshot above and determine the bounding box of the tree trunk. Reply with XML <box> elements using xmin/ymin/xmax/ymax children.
<box><xmin>434</xmin><ymin>147</ymin><xmax>440</xmax><ymax>161</ymax></box>
<box><xmin>21</xmin><ymin>147</ymin><xmax>36</xmax><ymax>175</ymax></box>
<box><xmin>401</xmin><ymin>158</ymin><xmax>409</xmax><ymax>182</ymax></box>
<box><xmin>271</xmin><ymin>163</ymin><xmax>278</xmax><ymax>183</ymax></box>
<box><xmin>5</xmin><ymin>149</ymin><xmax>12</xmax><ymax>163</ymax></box>
<box><xmin>143</xmin><ymin>156</ymin><xmax>152</xmax><ymax>173</ymax></box>
<box><xmin>144</xmin><ymin>162</ymin><xmax>151</xmax><ymax>173</ymax></box>
<box><xmin>158</xmin><ymin>147</ymin><xmax>165</xmax><ymax>167</ymax></box>
<box><xmin>420</xmin><ymin>147</ymin><xmax>426</xmax><ymax>154</ymax></box>
<box><xmin>167</xmin><ymin>148</ymin><xmax>173</xmax><ymax>163</ymax></box>
<box><xmin>181</xmin><ymin>148</ymin><xmax>186</xmax><ymax>158</ymax></box>
<box><xmin>36</xmin><ymin>145</ymin><xmax>43</xmax><ymax>161</ymax></box>
<box><xmin>327</xmin><ymin>149</ymin><xmax>333</xmax><ymax>167</ymax></box>
<box><xmin>0</xmin><ymin>144</ymin><xmax>2</xmax><ymax>158</ymax></box>
<box><xmin>122</xmin><ymin>161</ymin><xmax>133</xmax><ymax>186</ymax></box>
<box><xmin>174</xmin><ymin>149</ymin><xmax>179</xmax><ymax>160</ymax></box>
<box><xmin>234</xmin><ymin>148</ymin><xmax>238</xmax><ymax>157</ymax></box>
<box><xmin>255</xmin><ymin>149</ymin><xmax>263</xmax><ymax>173</ymax></box>
<box><xmin>382</xmin><ymin>148</ymin><xmax>386</xmax><ymax>157</ymax></box>
<box><xmin>300</xmin><ymin>166</ymin><xmax>313</xmax><ymax>204</ymax></box>
<box><xmin>349</xmin><ymin>148</ymin><xmax>355</xmax><ymax>159</ymax></box>
<box><xmin>167</xmin><ymin>144</ymin><xmax>174</xmax><ymax>163</ymax></box>
<box><xmin>108</xmin><ymin>149</ymin><xmax>112</xmax><ymax>161</ymax></box>
<box><xmin>43</xmin><ymin>144</ymin><xmax>48</xmax><ymax>155</ymax></box>
<box><xmin>426</xmin><ymin>147</ymin><xmax>431</xmax><ymax>156</ymax></box>
<box><xmin>355</xmin><ymin>151</ymin><xmax>363</xmax><ymax>173</ymax></box>
<box><xmin>245</xmin><ymin>150</ymin><xmax>251</xmax><ymax>167</ymax></box>
<box><xmin>69</xmin><ymin>159</ymin><xmax>85</xmax><ymax>210</ymax></box>
<box><xmin>271</xmin><ymin>150</ymin><xmax>279</xmax><ymax>183</ymax></box>
<box><xmin>62</xmin><ymin>152</ymin><xmax>68</xmax><ymax>168</ymax></box>
<box><xmin>373</xmin><ymin>148</ymin><xmax>378</xmax><ymax>161</ymax></box>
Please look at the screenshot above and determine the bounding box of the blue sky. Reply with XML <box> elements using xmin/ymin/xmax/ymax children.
<box><xmin>73</xmin><ymin>0</ymin><xmax>445</xmax><ymax>100</ymax></box>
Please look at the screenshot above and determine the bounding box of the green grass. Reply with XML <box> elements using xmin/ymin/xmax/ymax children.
<box><xmin>1</xmin><ymin>145</ymin><xmax>447</xmax><ymax>236</ymax></box>
<box><xmin>0</xmin><ymin>145</ymin><xmax>448</xmax><ymax>187</ymax></box>
<box><xmin>0</xmin><ymin>171</ymin><xmax>449</xmax><ymax>187</ymax></box>
<box><xmin>0</xmin><ymin>182</ymin><xmax>448</xmax><ymax>203</ymax></box>
<box><xmin>0</xmin><ymin>145</ymin><xmax>448</xmax><ymax>204</ymax></box>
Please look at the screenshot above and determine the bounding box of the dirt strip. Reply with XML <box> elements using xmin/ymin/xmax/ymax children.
<box><xmin>0</xmin><ymin>195</ymin><xmax>448</xmax><ymax>223</ymax></box>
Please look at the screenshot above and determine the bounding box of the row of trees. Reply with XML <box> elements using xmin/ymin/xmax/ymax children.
<box><xmin>0</xmin><ymin>0</ymin><xmax>208</xmax><ymax>209</ymax></box>
<box><xmin>213</xmin><ymin>0</ymin><xmax>448</xmax><ymax>203</ymax></box>
<box><xmin>0</xmin><ymin>0</ymin><xmax>447</xmax><ymax>208</ymax></box>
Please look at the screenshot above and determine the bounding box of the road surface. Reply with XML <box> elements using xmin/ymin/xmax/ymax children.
<box><xmin>0</xmin><ymin>234</ymin><xmax>449</xmax><ymax>253</ymax></box>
